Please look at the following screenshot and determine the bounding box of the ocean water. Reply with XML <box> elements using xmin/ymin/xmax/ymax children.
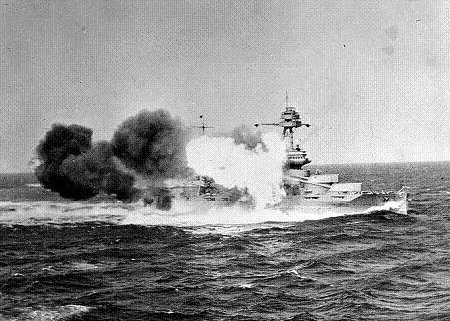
<box><xmin>0</xmin><ymin>162</ymin><xmax>449</xmax><ymax>320</ymax></box>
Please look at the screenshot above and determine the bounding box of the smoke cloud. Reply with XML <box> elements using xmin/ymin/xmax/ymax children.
<box><xmin>60</xmin><ymin>141</ymin><xmax>137</xmax><ymax>200</ymax></box>
<box><xmin>186</xmin><ymin>132</ymin><xmax>286</xmax><ymax>208</ymax></box>
<box><xmin>35</xmin><ymin>124</ymin><xmax>137</xmax><ymax>201</ymax></box>
<box><xmin>112</xmin><ymin>109</ymin><xmax>191</xmax><ymax>180</ymax></box>
<box><xmin>34</xmin><ymin>110</ymin><xmax>276</xmax><ymax>205</ymax></box>
<box><xmin>35</xmin><ymin>124</ymin><xmax>94</xmax><ymax>200</ymax></box>
<box><xmin>35</xmin><ymin>109</ymin><xmax>192</xmax><ymax>203</ymax></box>
<box><xmin>230</xmin><ymin>125</ymin><xmax>267</xmax><ymax>151</ymax></box>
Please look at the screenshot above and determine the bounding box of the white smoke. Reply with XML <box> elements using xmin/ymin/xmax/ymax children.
<box><xmin>186</xmin><ymin>132</ymin><xmax>286</xmax><ymax>208</ymax></box>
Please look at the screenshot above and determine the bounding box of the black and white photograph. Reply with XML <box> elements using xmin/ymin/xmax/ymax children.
<box><xmin>0</xmin><ymin>1</ymin><xmax>449</xmax><ymax>320</ymax></box>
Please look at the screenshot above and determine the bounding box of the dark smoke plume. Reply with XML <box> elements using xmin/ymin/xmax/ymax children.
<box><xmin>35</xmin><ymin>124</ymin><xmax>93</xmax><ymax>199</ymax></box>
<box><xmin>36</xmin><ymin>124</ymin><xmax>92</xmax><ymax>165</ymax></box>
<box><xmin>35</xmin><ymin>124</ymin><xmax>137</xmax><ymax>201</ymax></box>
<box><xmin>112</xmin><ymin>109</ymin><xmax>191</xmax><ymax>179</ymax></box>
<box><xmin>61</xmin><ymin>141</ymin><xmax>137</xmax><ymax>200</ymax></box>
<box><xmin>231</xmin><ymin>125</ymin><xmax>267</xmax><ymax>151</ymax></box>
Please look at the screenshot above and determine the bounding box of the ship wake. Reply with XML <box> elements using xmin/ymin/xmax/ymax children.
<box><xmin>0</xmin><ymin>197</ymin><xmax>410</xmax><ymax>226</ymax></box>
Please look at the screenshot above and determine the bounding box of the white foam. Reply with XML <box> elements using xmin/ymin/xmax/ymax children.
<box><xmin>0</xmin><ymin>201</ymin><xmax>132</xmax><ymax>225</ymax></box>
<box><xmin>238</xmin><ymin>283</ymin><xmax>253</xmax><ymax>289</ymax></box>
<box><xmin>119</xmin><ymin>202</ymin><xmax>351</xmax><ymax>227</ymax></box>
<box><xmin>25</xmin><ymin>183</ymin><xmax>42</xmax><ymax>188</ymax></box>
<box><xmin>363</xmin><ymin>200</ymin><xmax>408</xmax><ymax>215</ymax></box>
<box><xmin>1</xmin><ymin>305</ymin><xmax>90</xmax><ymax>321</ymax></box>
<box><xmin>0</xmin><ymin>199</ymin><xmax>368</xmax><ymax>227</ymax></box>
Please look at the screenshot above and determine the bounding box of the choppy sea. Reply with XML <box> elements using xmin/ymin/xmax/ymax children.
<box><xmin>0</xmin><ymin>162</ymin><xmax>449</xmax><ymax>321</ymax></box>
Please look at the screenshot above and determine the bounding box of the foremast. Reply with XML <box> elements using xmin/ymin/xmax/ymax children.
<box><xmin>255</xmin><ymin>91</ymin><xmax>311</xmax><ymax>170</ymax></box>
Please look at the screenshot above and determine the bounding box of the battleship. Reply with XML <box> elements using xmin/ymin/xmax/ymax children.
<box><xmin>145</xmin><ymin>94</ymin><xmax>408</xmax><ymax>215</ymax></box>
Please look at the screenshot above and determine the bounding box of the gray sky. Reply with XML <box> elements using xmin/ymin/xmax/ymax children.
<box><xmin>1</xmin><ymin>0</ymin><xmax>449</xmax><ymax>172</ymax></box>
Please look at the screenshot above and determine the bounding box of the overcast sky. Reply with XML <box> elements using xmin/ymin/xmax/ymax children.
<box><xmin>1</xmin><ymin>0</ymin><xmax>449</xmax><ymax>172</ymax></box>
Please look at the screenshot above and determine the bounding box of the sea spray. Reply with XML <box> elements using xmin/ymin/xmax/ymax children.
<box><xmin>186</xmin><ymin>132</ymin><xmax>286</xmax><ymax>208</ymax></box>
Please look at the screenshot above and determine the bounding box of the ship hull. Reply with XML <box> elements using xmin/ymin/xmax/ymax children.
<box><xmin>146</xmin><ymin>191</ymin><xmax>407</xmax><ymax>218</ymax></box>
<box><xmin>274</xmin><ymin>192</ymin><xmax>408</xmax><ymax>215</ymax></box>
